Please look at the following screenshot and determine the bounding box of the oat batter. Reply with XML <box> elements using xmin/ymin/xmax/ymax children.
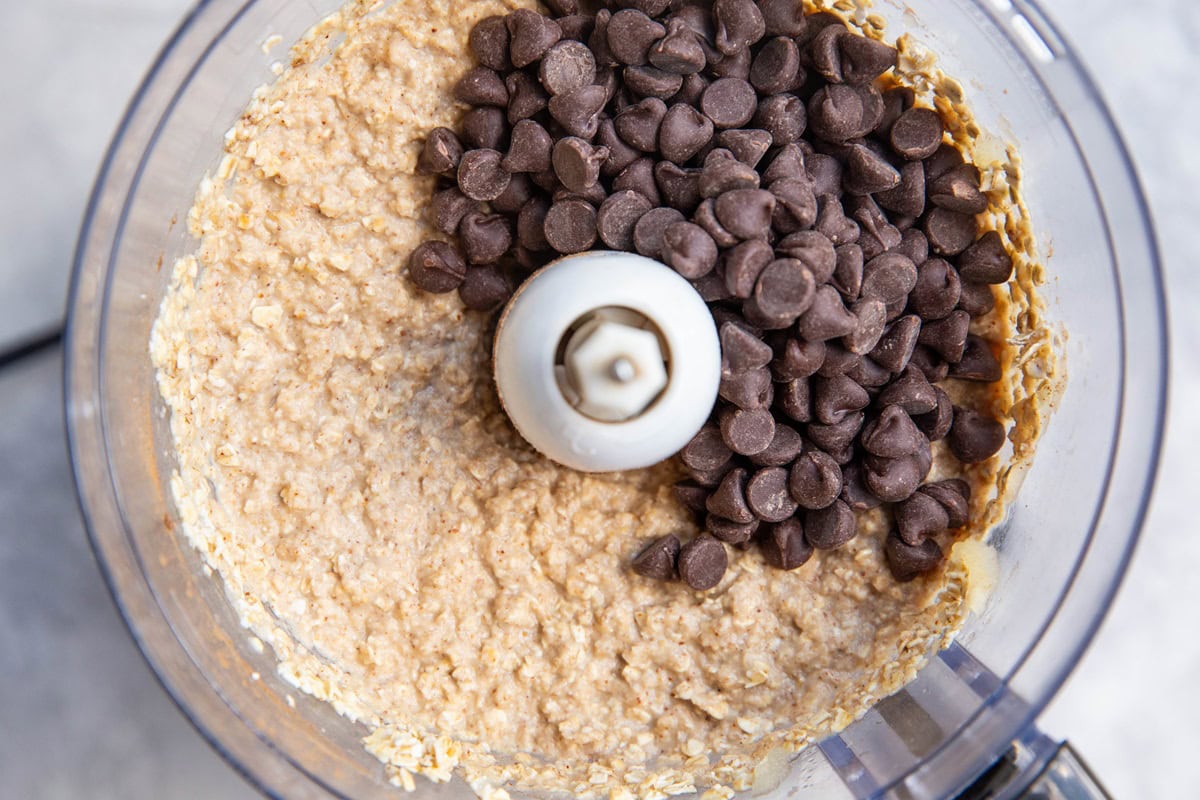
<box><xmin>150</xmin><ymin>1</ymin><xmax>1056</xmax><ymax>797</ymax></box>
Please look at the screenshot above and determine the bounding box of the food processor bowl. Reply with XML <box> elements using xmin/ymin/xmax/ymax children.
<box><xmin>65</xmin><ymin>0</ymin><xmax>1166</xmax><ymax>798</ymax></box>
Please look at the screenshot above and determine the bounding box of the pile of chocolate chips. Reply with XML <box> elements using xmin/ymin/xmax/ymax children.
<box><xmin>405</xmin><ymin>0</ymin><xmax>1014</xmax><ymax>588</ymax></box>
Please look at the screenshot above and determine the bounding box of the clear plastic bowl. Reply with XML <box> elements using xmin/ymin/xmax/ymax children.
<box><xmin>65</xmin><ymin>1</ymin><xmax>1166</xmax><ymax>798</ymax></box>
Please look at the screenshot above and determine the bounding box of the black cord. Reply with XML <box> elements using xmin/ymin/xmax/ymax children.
<box><xmin>0</xmin><ymin>326</ymin><xmax>64</xmax><ymax>370</ymax></box>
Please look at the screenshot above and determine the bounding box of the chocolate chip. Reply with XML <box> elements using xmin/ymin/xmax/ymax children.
<box><xmin>875</xmin><ymin>161</ymin><xmax>927</xmax><ymax>218</ymax></box>
<box><xmin>674</xmin><ymin>482</ymin><xmax>710</xmax><ymax>517</ymax></box>
<box><xmin>719</xmin><ymin>239</ymin><xmax>770</xmax><ymax>297</ymax></box>
<box><xmin>695</xmin><ymin>198</ymin><xmax>739</xmax><ymax>248</ymax></box>
<box><xmin>682</xmin><ymin>424</ymin><xmax>733</xmax><ymax>471</ymax></box>
<box><xmin>458</xmin><ymin>265</ymin><xmax>513</xmax><ymax>310</ymax></box>
<box><xmin>507</xmin><ymin>9</ymin><xmax>562</xmax><ymax>68</ymax></box>
<box><xmin>804</xmin><ymin>499</ymin><xmax>856</xmax><ymax>549</ymax></box>
<box><xmin>861</xmin><ymin>251</ymin><xmax>918</xmax><ymax>304</ymax></box>
<box><xmin>811</xmin><ymin>374</ymin><xmax>868</xmax><ymax>425</ymax></box>
<box><xmin>750</xmin><ymin>423</ymin><xmax>804</xmax><ymax>467</ymax></box>
<box><xmin>633</xmin><ymin>206</ymin><xmax>685</xmax><ymax>258</ymax></box>
<box><xmin>912</xmin><ymin>386</ymin><xmax>953</xmax><ymax>440</ymax></box>
<box><xmin>832</xmin><ymin>244</ymin><xmax>864</xmax><ymax>300</ymax></box>
<box><xmin>806</xmin><ymin>410</ymin><xmax>863</xmax><ymax>454</ymax></box>
<box><xmin>928</xmin><ymin>166</ymin><xmax>989</xmax><ymax>220</ymax></box>
<box><xmin>615</xmin><ymin>97</ymin><xmax>667</xmax><ymax>152</ymax></box>
<box><xmin>817</xmin><ymin>343</ymin><xmax>862</xmax><ymax>379</ymax></box>
<box><xmin>806</xmin><ymin>84</ymin><xmax>862</xmax><ymax>143</ymax></box>
<box><xmin>750</xmin><ymin>37</ymin><xmax>802</xmax><ymax>95</ymax></box>
<box><xmin>459</xmin><ymin>211</ymin><xmax>512</xmax><ymax>265</ymax></box>
<box><xmin>552</xmin><ymin>137</ymin><xmax>608</xmax><ymax>193</ymax></box>
<box><xmin>770</xmin><ymin>179</ymin><xmax>819</xmax><ymax>233</ymax></box>
<box><xmin>864</xmin><ymin>451</ymin><xmax>927</xmax><ymax>502</ymax></box>
<box><xmin>888</xmin><ymin>107</ymin><xmax>943</xmax><ymax>161</ymax></box>
<box><xmin>461</xmin><ymin>107</ymin><xmax>508</xmax><ymax>150</ymax></box>
<box><xmin>492</xmin><ymin>172</ymin><xmax>534</xmax><ymax>215</ymax></box>
<box><xmin>407</xmin><ymin>241</ymin><xmax>467</xmax><ymax>293</ymax></box>
<box><xmin>809</xmin><ymin>24</ymin><xmax>849</xmax><ymax>83</ymax></box>
<box><xmin>845</xmin><ymin>142</ymin><xmax>901</xmax><ymax>195</ymax></box>
<box><xmin>632</xmin><ymin>534</ymin><xmax>682</xmax><ymax>580</ymax></box>
<box><xmin>773</xmin><ymin>337</ymin><xmax>824</xmax><ymax>382</ymax></box>
<box><xmin>556</xmin><ymin>12</ymin><xmax>593</xmax><ymax>39</ymax></box>
<box><xmin>678</xmin><ymin>535</ymin><xmax>728</xmax><ymax>590</ymax></box>
<box><xmin>659</xmin><ymin>103</ymin><xmax>715</xmax><ymax>163</ymax></box>
<box><xmin>455</xmin><ymin>67</ymin><xmax>509</xmax><ymax>107</ymax></box>
<box><xmin>719</xmin><ymin>366</ymin><xmax>772</xmax><ymax>409</ymax></box>
<box><xmin>708</xmin><ymin>514</ymin><xmax>759</xmax><ymax>545</ymax></box>
<box><xmin>854</xmin><ymin>84</ymin><xmax>886</xmax><ymax>137</ymax></box>
<box><xmin>861</xmin><ymin>405</ymin><xmax>924</xmax><ymax>458</ymax></box>
<box><xmin>662</xmin><ymin>222</ymin><xmax>719</xmax><ymax>278</ymax></box>
<box><xmin>712</xmin><ymin>0</ymin><xmax>766</xmax><ymax>54</ymax></box>
<box><xmin>720</xmin><ymin>406</ymin><xmax>776</xmax><ymax>456</ymax></box>
<box><xmin>895</xmin><ymin>491</ymin><xmax>949</xmax><ymax>546</ymax></box>
<box><xmin>851</xmin><ymin>195</ymin><xmax>902</xmax><ymax>259</ymax></box>
<box><xmin>876</xmin><ymin>86</ymin><xmax>914</xmax><ymax>137</ymax></box>
<box><xmin>754</xmin><ymin>258</ymin><xmax>816</xmax><ymax>320</ymax></box>
<box><xmin>625</xmin><ymin>65</ymin><xmax>684</xmax><ymax>98</ymax></box>
<box><xmin>878</xmin><ymin>364</ymin><xmax>938</xmax><ymax>414</ymax></box>
<box><xmin>672</xmin><ymin>72</ymin><xmax>711</xmax><ymax>106</ymax></box>
<box><xmin>505</xmin><ymin>71</ymin><xmax>549</xmax><ymax>124</ymax></box>
<box><xmin>758</xmin><ymin>0</ymin><xmax>808</xmax><ymax>37</ymax></box>
<box><xmin>608</xmin><ymin>9</ymin><xmax>666</xmax><ymax>66</ymax></box>
<box><xmin>753</xmin><ymin>94</ymin><xmax>807</xmax><ymax>146</ymax></box>
<box><xmin>430</xmin><ymin>187</ymin><xmax>473</xmax><ymax>235</ymax></box>
<box><xmin>747</xmin><ymin>467</ymin><xmax>799</xmax><ymax>522</ymax></box>
<box><xmin>596</xmin><ymin>190</ymin><xmax>653</xmax><ymax>250</ymax></box>
<box><xmin>588</xmin><ymin>8</ymin><xmax>617</xmax><ymax>67</ymax></box>
<box><xmin>716</xmin><ymin>129</ymin><xmax>773</xmax><ymax>168</ymax></box>
<box><xmin>700</xmin><ymin>78</ymin><xmax>757</xmax><ymax>129</ymax></box>
<box><xmin>797</xmin><ymin>285</ymin><xmax>857</xmax><ymax>341</ymax></box>
<box><xmin>548</xmin><ymin>83</ymin><xmax>608</xmax><ymax>138</ymax></box>
<box><xmin>418</xmin><ymin>128</ymin><xmax>464</xmax><ymax>175</ymax></box>
<box><xmin>655</xmin><ymin>162</ymin><xmax>704</xmax><ymax>213</ymax></box>
<box><xmin>958</xmin><ymin>230</ymin><xmax>1013</xmax><ymax>284</ymax></box>
<box><xmin>775</xmin><ymin>377</ymin><xmax>812</xmax><ymax>423</ymax></box>
<box><xmin>540</xmin><ymin>40</ymin><xmax>597</xmax><ymax>96</ymax></box>
<box><xmin>543</xmin><ymin>198</ymin><xmax>598</xmax><ymax>254</ymax></box>
<box><xmin>776</xmin><ymin>230</ymin><xmax>836</xmax><ymax>283</ymax></box>
<box><xmin>909</xmin><ymin>258</ymin><xmax>962</xmax><ymax>320</ymax></box>
<box><xmin>948</xmin><ymin>408</ymin><xmax>1006</xmax><ymax>463</ymax></box>
<box><xmin>649</xmin><ymin>17</ymin><xmax>707</xmax><ymax>74</ymax></box>
<box><xmin>515</xmin><ymin>196</ymin><xmax>551</xmax><ymax>252</ymax></box>
<box><xmin>920</xmin><ymin>479</ymin><xmax>971</xmax><ymax>528</ymax></box>
<box><xmin>714</xmin><ymin>188</ymin><xmax>775</xmax><ymax>239</ymax></box>
<box><xmin>806</xmin><ymin>155</ymin><xmax>843</xmax><ymax>197</ymax></box>
<box><xmin>839</xmin><ymin>33</ymin><xmax>897</xmax><ymax>85</ymax></box>
<box><xmin>470</xmin><ymin>16</ymin><xmax>512</xmax><ymax>72</ymax></box>
<box><xmin>840</xmin><ymin>462</ymin><xmax>881</xmax><ymax>511</ymax></box>
<box><xmin>951</xmin><ymin>335</ymin><xmax>1002</xmax><ymax>382</ymax></box>
<box><xmin>844</xmin><ymin>297</ymin><xmax>887</xmax><ymax>354</ymax></box>
<box><xmin>816</xmin><ymin>194</ymin><xmax>860</xmax><ymax>244</ymax></box>
<box><xmin>885</xmin><ymin>533</ymin><xmax>943</xmax><ymax>581</ymax></box>
<box><xmin>924</xmin><ymin>207</ymin><xmax>978</xmax><ymax>257</ymax></box>
<box><xmin>686</xmin><ymin>462</ymin><xmax>729</xmax><ymax>487</ymax></box>
<box><xmin>502</xmin><ymin>120</ymin><xmax>553</xmax><ymax>174</ymax></box>
<box><xmin>909</xmin><ymin>344</ymin><xmax>949</xmax><ymax>383</ymax></box>
<box><xmin>707</xmin><ymin>466</ymin><xmax>755</xmax><ymax>523</ymax></box>
<box><xmin>761</xmin><ymin>143</ymin><xmax>806</xmax><ymax>183</ymax></box>
<box><xmin>788</xmin><ymin>449</ymin><xmax>843</xmax><ymax>510</ymax></box>
<box><xmin>456</xmin><ymin>149</ymin><xmax>510</xmax><ymax>202</ymax></box>
<box><xmin>700</xmin><ymin>150</ymin><xmax>760</xmax><ymax>198</ymax></box>
<box><xmin>958</xmin><ymin>281</ymin><xmax>996</xmax><ymax>317</ymax></box>
<box><xmin>918</xmin><ymin>309</ymin><xmax>970</xmax><ymax>362</ymax></box>
<box><xmin>614</xmin><ymin>157</ymin><xmax>662</xmax><ymax>205</ymax></box>
<box><xmin>760</xmin><ymin>518</ymin><xmax>813</xmax><ymax>570</ymax></box>
<box><xmin>869</xmin><ymin>314</ymin><xmax>920</xmax><ymax>373</ymax></box>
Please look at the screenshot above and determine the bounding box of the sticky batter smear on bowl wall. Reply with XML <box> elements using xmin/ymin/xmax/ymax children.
<box><xmin>148</xmin><ymin>1</ymin><xmax>1062</xmax><ymax>798</ymax></box>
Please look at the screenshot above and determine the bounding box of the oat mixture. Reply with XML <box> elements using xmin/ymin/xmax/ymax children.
<box><xmin>150</xmin><ymin>1</ymin><xmax>1058</xmax><ymax>797</ymax></box>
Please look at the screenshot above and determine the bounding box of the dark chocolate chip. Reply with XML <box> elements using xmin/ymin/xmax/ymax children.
<box><xmin>615</xmin><ymin>97</ymin><xmax>668</xmax><ymax>152</ymax></box>
<box><xmin>507</xmin><ymin>9</ymin><xmax>563</xmax><ymax>68</ymax></box>
<box><xmin>615</xmin><ymin>157</ymin><xmax>663</xmax><ymax>205</ymax></box>
<box><xmin>909</xmin><ymin>258</ymin><xmax>962</xmax><ymax>320</ymax></box>
<box><xmin>556</xmin><ymin>12</ymin><xmax>593</xmax><ymax>40</ymax></box>
<box><xmin>501</xmin><ymin>120</ymin><xmax>553</xmax><ymax>174</ymax></box>
<box><xmin>709</xmin><ymin>46</ymin><xmax>752</xmax><ymax>80</ymax></box>
<box><xmin>912</xmin><ymin>386</ymin><xmax>953</xmax><ymax>440</ymax></box>
<box><xmin>659</xmin><ymin>103</ymin><xmax>715</xmax><ymax>163</ymax></box>
<box><xmin>708</xmin><ymin>514</ymin><xmax>759</xmax><ymax>545</ymax></box>
<box><xmin>758</xmin><ymin>0</ymin><xmax>808</xmax><ymax>37</ymax></box>
<box><xmin>678</xmin><ymin>535</ymin><xmax>728</xmax><ymax>590</ymax></box>
<box><xmin>924</xmin><ymin>207</ymin><xmax>978</xmax><ymax>257</ymax></box>
<box><xmin>895</xmin><ymin>491</ymin><xmax>950</xmax><ymax>546</ymax></box>
<box><xmin>655</xmin><ymin>162</ymin><xmax>704</xmax><ymax>213</ymax></box>
<box><xmin>885</xmin><ymin>533</ymin><xmax>943</xmax><ymax>582</ymax></box>
<box><xmin>869</xmin><ymin>314</ymin><xmax>921</xmax><ymax>373</ymax></box>
<box><xmin>789</xmin><ymin>448</ymin><xmax>843</xmax><ymax>510</ymax></box>
<box><xmin>418</xmin><ymin>128</ymin><xmax>464</xmax><ymax>175</ymax></box>
<box><xmin>832</xmin><ymin>244</ymin><xmax>864</xmax><ymax>300</ymax></box>
<box><xmin>543</xmin><ymin>198</ymin><xmax>598</xmax><ymax>254</ymax></box>
<box><xmin>813</xmin><ymin>374</ymin><xmax>870</xmax><ymax>425</ymax></box>
<box><xmin>889</xmin><ymin>107</ymin><xmax>943</xmax><ymax>160</ymax></box>
<box><xmin>876</xmin><ymin>86</ymin><xmax>915</xmax><ymax>137</ymax></box>
<box><xmin>608</xmin><ymin>9</ymin><xmax>666</xmax><ymax>66</ymax></box>
<box><xmin>770</xmin><ymin>179</ymin><xmax>819</xmax><ymax>233</ymax></box>
<box><xmin>957</xmin><ymin>230</ymin><xmax>1013</xmax><ymax>284</ymax></box>
<box><xmin>918</xmin><ymin>309</ymin><xmax>970</xmax><ymax>363</ymax></box>
<box><xmin>806</xmin><ymin>410</ymin><xmax>863</xmax><ymax>454</ymax></box>
<box><xmin>552</xmin><ymin>137</ymin><xmax>609</xmax><ymax>193</ymax></box>
<box><xmin>540</xmin><ymin>39</ymin><xmax>597</xmax><ymax>96</ymax></box>
<box><xmin>707</xmin><ymin>466</ymin><xmax>755</xmax><ymax>523</ymax></box>
<box><xmin>625</xmin><ymin>65</ymin><xmax>684</xmax><ymax>98</ymax></box>
<box><xmin>776</xmin><ymin>377</ymin><xmax>812</xmax><ymax>422</ymax></box>
<box><xmin>633</xmin><ymin>206</ymin><xmax>686</xmax><ymax>258</ymax></box>
<box><xmin>810</xmin><ymin>24</ymin><xmax>849</xmax><ymax>83</ymax></box>
<box><xmin>596</xmin><ymin>118</ymin><xmax>642</xmax><ymax>177</ymax></box>
<box><xmin>920</xmin><ymin>479</ymin><xmax>971</xmax><ymax>528</ymax></box>
<box><xmin>754</xmin><ymin>94</ymin><xmax>807</xmax><ymax>146</ymax></box>
<box><xmin>407</xmin><ymin>241</ymin><xmax>466</xmax><ymax>293</ymax></box>
<box><xmin>455</xmin><ymin>67</ymin><xmax>509</xmax><ymax>107</ymax></box>
<box><xmin>804</xmin><ymin>499</ymin><xmax>856</xmax><ymax>549</ymax></box>
<box><xmin>457</xmin><ymin>149</ymin><xmax>510</xmax><ymax>201</ymax></box>
<box><xmin>750</xmin><ymin>36</ymin><xmax>802</xmax><ymax>95</ymax></box>
<box><xmin>649</xmin><ymin>17</ymin><xmax>707</xmax><ymax>75</ymax></box>
<box><xmin>430</xmin><ymin>187</ymin><xmax>473</xmax><ymax>235</ymax></box>
<box><xmin>838</xmin><ymin>31</ymin><xmax>896</xmax><ymax>85</ymax></box>
<box><xmin>861</xmin><ymin>251</ymin><xmax>918</xmax><ymax>305</ymax></box>
<box><xmin>596</xmin><ymin>190</ymin><xmax>653</xmax><ymax>250</ymax></box>
<box><xmin>796</xmin><ymin>285</ymin><xmax>858</xmax><ymax>342</ymax></box>
<box><xmin>749</xmin><ymin>424</ymin><xmax>805</xmax><ymax>467</ymax></box>
<box><xmin>844</xmin><ymin>297</ymin><xmax>888</xmax><ymax>354</ymax></box>
<box><xmin>761</xmin><ymin>143</ymin><xmax>806</xmax><ymax>183</ymax></box>
<box><xmin>816</xmin><ymin>343</ymin><xmax>862</xmax><ymax>379</ymax></box>
<box><xmin>754</xmin><ymin>258</ymin><xmax>816</xmax><ymax>320</ymax></box>
<box><xmin>662</xmin><ymin>222</ymin><xmax>719</xmax><ymax>278</ymax></box>
<box><xmin>861</xmin><ymin>405</ymin><xmax>925</xmax><ymax>458</ymax></box>
<box><xmin>549</xmin><ymin>84</ymin><xmax>608</xmax><ymax>138</ymax></box>
<box><xmin>807</xmin><ymin>84</ymin><xmax>863</xmax><ymax>143</ymax></box>
<box><xmin>719</xmin><ymin>366</ymin><xmax>773</xmax><ymax>409</ymax></box>
<box><xmin>806</xmin><ymin>155</ymin><xmax>843</xmax><ymax>197</ymax></box>
<box><xmin>505</xmin><ymin>72</ymin><xmax>549</xmax><ymax>125</ymax></box>
<box><xmin>712</xmin><ymin>0</ymin><xmax>766</xmax><ymax>55</ymax></box>
<box><xmin>696</xmin><ymin>198</ymin><xmax>740</xmax><ymax>249</ymax></box>
<box><xmin>846</xmin><ymin>353</ymin><xmax>892</xmax><ymax>388</ymax></box>
<box><xmin>459</xmin><ymin>211</ymin><xmax>512</xmax><ymax>265</ymax></box>
<box><xmin>951</xmin><ymin>335</ymin><xmax>1002</xmax><ymax>382</ymax></box>
<box><xmin>492</xmin><ymin>172</ymin><xmax>534</xmax><ymax>214</ymax></box>
<box><xmin>470</xmin><ymin>16</ymin><xmax>512</xmax><ymax>72</ymax></box>
<box><xmin>720</xmin><ymin>407</ymin><xmax>776</xmax><ymax>456</ymax></box>
<box><xmin>458</xmin><ymin>265</ymin><xmax>512</xmax><ymax>311</ymax></box>
<box><xmin>461</xmin><ymin>107</ymin><xmax>509</xmax><ymax>151</ymax></box>
<box><xmin>948</xmin><ymin>408</ymin><xmax>1006</xmax><ymax>463</ymax></box>
<box><xmin>878</xmin><ymin>364</ymin><xmax>938</xmax><ymax>414</ymax></box>
<box><xmin>909</xmin><ymin>344</ymin><xmax>949</xmax><ymax>383</ymax></box>
<box><xmin>674</xmin><ymin>482</ymin><xmax>710</xmax><ymax>517</ymax></box>
<box><xmin>701</xmin><ymin>149</ymin><xmax>761</xmax><ymax>198</ymax></box>
<box><xmin>716</xmin><ymin>128</ymin><xmax>773</xmax><ymax>168</ymax></box>
<box><xmin>777</xmin><ymin>230</ymin><xmax>837</xmax><ymax>284</ymax></box>
<box><xmin>958</xmin><ymin>281</ymin><xmax>996</xmax><ymax>317</ymax></box>
<box><xmin>875</xmin><ymin>161</ymin><xmax>926</xmax><ymax>218</ymax></box>
<box><xmin>772</xmin><ymin>337</ymin><xmax>826</xmax><ymax>381</ymax></box>
<box><xmin>845</xmin><ymin>143</ymin><xmax>901</xmax><ymax>195</ymax></box>
<box><xmin>714</xmin><ymin>188</ymin><xmax>776</xmax><ymax>240</ymax></box>
<box><xmin>717</xmin><ymin>239</ymin><xmax>770</xmax><ymax>297</ymax></box>
<box><xmin>760</xmin><ymin>518</ymin><xmax>813</xmax><ymax>570</ymax></box>
<box><xmin>747</xmin><ymin>467</ymin><xmax>799</xmax><ymax>522</ymax></box>
<box><xmin>682</xmin><ymin>424</ymin><xmax>733</xmax><ymax>471</ymax></box>
<box><xmin>701</xmin><ymin>78</ymin><xmax>758</xmax><ymax>129</ymax></box>
<box><xmin>632</xmin><ymin>534</ymin><xmax>682</xmax><ymax>580</ymax></box>
<box><xmin>816</xmin><ymin>194</ymin><xmax>860</xmax><ymax>245</ymax></box>
<box><xmin>928</xmin><ymin>162</ymin><xmax>988</xmax><ymax>215</ymax></box>
<box><xmin>840</xmin><ymin>462</ymin><xmax>881</xmax><ymax>511</ymax></box>
<box><xmin>864</xmin><ymin>452</ymin><xmax>927</xmax><ymax>502</ymax></box>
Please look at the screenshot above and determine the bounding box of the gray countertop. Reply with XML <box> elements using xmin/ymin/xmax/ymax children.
<box><xmin>1</xmin><ymin>1</ymin><xmax>1197</xmax><ymax>798</ymax></box>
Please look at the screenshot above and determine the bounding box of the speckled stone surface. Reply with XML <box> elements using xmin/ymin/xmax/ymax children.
<box><xmin>0</xmin><ymin>1</ymin><xmax>1195</xmax><ymax>798</ymax></box>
